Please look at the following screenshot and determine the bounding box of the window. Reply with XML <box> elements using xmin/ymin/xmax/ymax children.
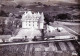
<box><xmin>37</xmin><ymin>23</ymin><xmax>38</xmax><ymax>26</ymax></box>
<box><xmin>33</xmin><ymin>24</ymin><xmax>34</xmax><ymax>26</ymax></box>
<box><xmin>29</xmin><ymin>24</ymin><xmax>30</xmax><ymax>26</ymax></box>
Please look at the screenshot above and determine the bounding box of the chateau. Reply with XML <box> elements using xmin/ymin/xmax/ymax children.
<box><xmin>9</xmin><ymin>11</ymin><xmax>45</xmax><ymax>41</ymax></box>
<box><xmin>9</xmin><ymin>11</ymin><xmax>77</xmax><ymax>41</ymax></box>
<box><xmin>21</xmin><ymin>11</ymin><xmax>44</xmax><ymax>29</ymax></box>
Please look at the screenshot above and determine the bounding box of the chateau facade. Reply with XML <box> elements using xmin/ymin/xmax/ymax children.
<box><xmin>21</xmin><ymin>11</ymin><xmax>44</xmax><ymax>29</ymax></box>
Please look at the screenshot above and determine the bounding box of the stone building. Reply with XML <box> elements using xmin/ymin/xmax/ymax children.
<box><xmin>9</xmin><ymin>11</ymin><xmax>44</xmax><ymax>41</ymax></box>
<box><xmin>21</xmin><ymin>11</ymin><xmax>44</xmax><ymax>29</ymax></box>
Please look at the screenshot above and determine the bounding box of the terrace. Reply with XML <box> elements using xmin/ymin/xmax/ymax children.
<box><xmin>0</xmin><ymin>40</ymin><xmax>78</xmax><ymax>56</ymax></box>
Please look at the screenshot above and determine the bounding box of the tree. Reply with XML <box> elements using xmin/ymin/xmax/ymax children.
<box><xmin>14</xmin><ymin>19</ymin><xmax>21</xmax><ymax>28</ymax></box>
<box><xmin>44</xmin><ymin>14</ymin><xmax>50</xmax><ymax>25</ymax></box>
<box><xmin>37</xmin><ymin>2</ymin><xmax>42</xmax><ymax>5</ymax></box>
<box><xmin>56</xmin><ymin>13</ymin><xmax>72</xmax><ymax>20</ymax></box>
<box><xmin>73</xmin><ymin>14</ymin><xmax>80</xmax><ymax>19</ymax></box>
<box><xmin>16</xmin><ymin>4</ymin><xmax>22</xmax><ymax>8</ymax></box>
<box><xmin>1</xmin><ymin>19</ymin><xmax>5</xmax><ymax>35</ymax></box>
<box><xmin>0</xmin><ymin>10</ymin><xmax>8</xmax><ymax>17</ymax></box>
<box><xmin>44</xmin><ymin>14</ymin><xmax>54</xmax><ymax>25</ymax></box>
<box><xmin>15</xmin><ymin>15</ymin><xmax>22</xmax><ymax>19</ymax></box>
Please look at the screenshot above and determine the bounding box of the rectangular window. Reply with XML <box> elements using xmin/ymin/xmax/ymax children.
<box><xmin>37</xmin><ymin>24</ymin><xmax>38</xmax><ymax>26</ymax></box>
<box><xmin>33</xmin><ymin>24</ymin><xmax>34</xmax><ymax>26</ymax></box>
<box><xmin>29</xmin><ymin>24</ymin><xmax>30</xmax><ymax>26</ymax></box>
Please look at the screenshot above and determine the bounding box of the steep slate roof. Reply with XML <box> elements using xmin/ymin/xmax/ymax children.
<box><xmin>21</xmin><ymin>11</ymin><xmax>44</xmax><ymax>22</ymax></box>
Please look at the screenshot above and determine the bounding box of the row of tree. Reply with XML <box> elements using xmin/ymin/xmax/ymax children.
<box><xmin>44</xmin><ymin>13</ymin><xmax>74</xmax><ymax>25</ymax></box>
<box><xmin>0</xmin><ymin>17</ymin><xmax>21</xmax><ymax>35</ymax></box>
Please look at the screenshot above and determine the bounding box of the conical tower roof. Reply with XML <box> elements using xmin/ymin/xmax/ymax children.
<box><xmin>40</xmin><ymin>12</ymin><xmax>44</xmax><ymax>22</ymax></box>
<box><xmin>27</xmin><ymin>11</ymin><xmax>32</xmax><ymax>16</ymax></box>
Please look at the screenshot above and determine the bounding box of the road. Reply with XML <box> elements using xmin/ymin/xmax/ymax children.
<box><xmin>0</xmin><ymin>39</ymin><xmax>75</xmax><ymax>46</ymax></box>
